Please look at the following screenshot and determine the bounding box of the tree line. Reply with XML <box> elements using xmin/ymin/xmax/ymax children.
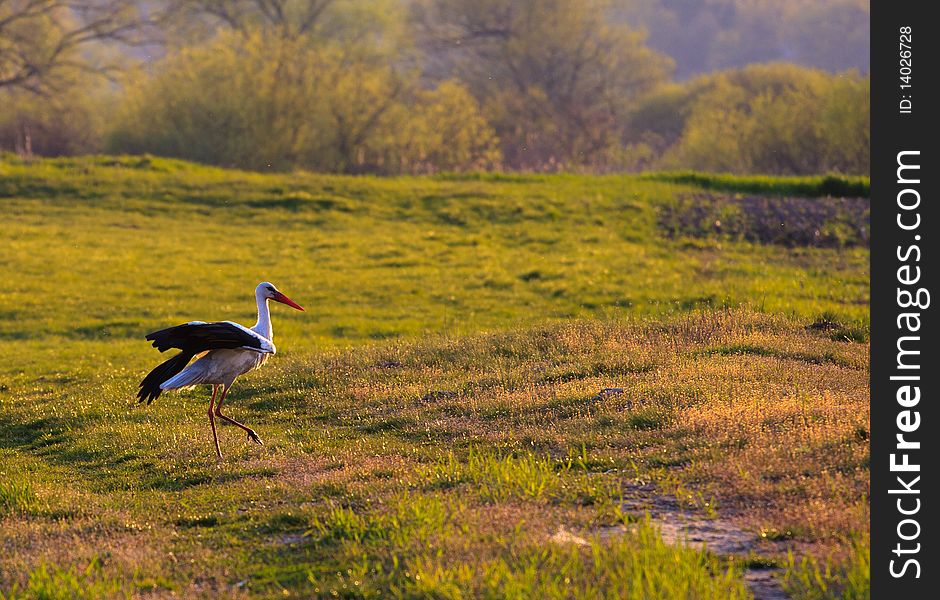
<box><xmin>0</xmin><ymin>0</ymin><xmax>870</xmax><ymax>175</ymax></box>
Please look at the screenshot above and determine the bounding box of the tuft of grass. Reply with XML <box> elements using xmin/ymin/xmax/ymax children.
<box><xmin>404</xmin><ymin>522</ymin><xmax>751</xmax><ymax>599</ymax></box>
<box><xmin>306</xmin><ymin>494</ymin><xmax>455</xmax><ymax>547</ymax></box>
<box><xmin>1</xmin><ymin>557</ymin><xmax>125</xmax><ymax>600</ymax></box>
<box><xmin>418</xmin><ymin>450</ymin><xmax>627</xmax><ymax>507</ymax></box>
<box><xmin>783</xmin><ymin>536</ymin><xmax>870</xmax><ymax>600</ymax></box>
<box><xmin>420</xmin><ymin>451</ymin><xmax>562</xmax><ymax>503</ymax></box>
<box><xmin>741</xmin><ymin>554</ymin><xmax>783</xmax><ymax>570</ymax></box>
<box><xmin>0</xmin><ymin>476</ymin><xmax>39</xmax><ymax>516</ymax></box>
<box><xmin>807</xmin><ymin>312</ymin><xmax>870</xmax><ymax>343</ymax></box>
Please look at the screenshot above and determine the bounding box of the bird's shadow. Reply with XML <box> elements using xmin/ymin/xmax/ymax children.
<box><xmin>0</xmin><ymin>412</ymin><xmax>275</xmax><ymax>492</ymax></box>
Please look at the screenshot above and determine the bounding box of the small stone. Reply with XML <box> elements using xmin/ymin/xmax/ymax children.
<box><xmin>550</xmin><ymin>526</ymin><xmax>589</xmax><ymax>547</ymax></box>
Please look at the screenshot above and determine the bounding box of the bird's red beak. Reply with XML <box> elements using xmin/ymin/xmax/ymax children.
<box><xmin>272</xmin><ymin>291</ymin><xmax>305</xmax><ymax>311</ymax></box>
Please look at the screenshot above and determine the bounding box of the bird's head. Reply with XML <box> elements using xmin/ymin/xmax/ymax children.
<box><xmin>257</xmin><ymin>282</ymin><xmax>305</xmax><ymax>311</ymax></box>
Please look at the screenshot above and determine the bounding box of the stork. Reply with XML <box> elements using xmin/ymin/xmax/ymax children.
<box><xmin>137</xmin><ymin>282</ymin><xmax>304</xmax><ymax>458</ymax></box>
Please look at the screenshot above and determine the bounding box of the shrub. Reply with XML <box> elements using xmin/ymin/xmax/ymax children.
<box><xmin>108</xmin><ymin>31</ymin><xmax>500</xmax><ymax>174</ymax></box>
<box><xmin>630</xmin><ymin>64</ymin><xmax>870</xmax><ymax>175</ymax></box>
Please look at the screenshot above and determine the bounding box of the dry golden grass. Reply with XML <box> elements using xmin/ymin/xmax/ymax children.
<box><xmin>289</xmin><ymin>309</ymin><xmax>869</xmax><ymax>542</ymax></box>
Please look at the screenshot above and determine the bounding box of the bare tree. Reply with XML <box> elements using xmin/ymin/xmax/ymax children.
<box><xmin>0</xmin><ymin>0</ymin><xmax>154</xmax><ymax>94</ymax></box>
<box><xmin>163</xmin><ymin>0</ymin><xmax>336</xmax><ymax>38</ymax></box>
<box><xmin>412</xmin><ymin>0</ymin><xmax>673</xmax><ymax>170</ymax></box>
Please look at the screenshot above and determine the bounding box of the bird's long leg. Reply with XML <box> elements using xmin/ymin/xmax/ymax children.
<box><xmin>214</xmin><ymin>384</ymin><xmax>263</xmax><ymax>445</ymax></box>
<box><xmin>208</xmin><ymin>384</ymin><xmax>223</xmax><ymax>459</ymax></box>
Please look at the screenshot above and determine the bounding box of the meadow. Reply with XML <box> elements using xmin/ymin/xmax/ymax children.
<box><xmin>0</xmin><ymin>156</ymin><xmax>869</xmax><ymax>598</ymax></box>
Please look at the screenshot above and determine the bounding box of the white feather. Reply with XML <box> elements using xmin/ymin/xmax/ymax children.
<box><xmin>222</xmin><ymin>321</ymin><xmax>276</xmax><ymax>354</ymax></box>
<box><xmin>161</xmin><ymin>361</ymin><xmax>210</xmax><ymax>390</ymax></box>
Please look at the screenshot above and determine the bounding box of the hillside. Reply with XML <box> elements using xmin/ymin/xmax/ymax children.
<box><xmin>0</xmin><ymin>156</ymin><xmax>870</xmax><ymax>598</ymax></box>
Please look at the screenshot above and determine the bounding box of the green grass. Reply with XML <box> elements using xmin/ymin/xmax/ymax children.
<box><xmin>1</xmin><ymin>558</ymin><xmax>125</xmax><ymax>600</ymax></box>
<box><xmin>0</xmin><ymin>154</ymin><xmax>868</xmax><ymax>349</ymax></box>
<box><xmin>0</xmin><ymin>155</ymin><xmax>869</xmax><ymax>598</ymax></box>
<box><xmin>784</xmin><ymin>536</ymin><xmax>870</xmax><ymax>599</ymax></box>
<box><xmin>0</xmin><ymin>471</ymin><xmax>39</xmax><ymax>516</ymax></box>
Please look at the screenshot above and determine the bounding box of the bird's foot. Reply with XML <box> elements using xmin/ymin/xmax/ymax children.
<box><xmin>247</xmin><ymin>430</ymin><xmax>263</xmax><ymax>445</ymax></box>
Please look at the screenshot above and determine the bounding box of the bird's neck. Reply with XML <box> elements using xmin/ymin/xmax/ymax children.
<box><xmin>253</xmin><ymin>294</ymin><xmax>273</xmax><ymax>340</ymax></box>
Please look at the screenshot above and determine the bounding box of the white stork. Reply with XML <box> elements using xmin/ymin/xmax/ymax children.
<box><xmin>137</xmin><ymin>282</ymin><xmax>304</xmax><ymax>458</ymax></box>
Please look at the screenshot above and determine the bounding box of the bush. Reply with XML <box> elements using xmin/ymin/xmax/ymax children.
<box><xmin>629</xmin><ymin>64</ymin><xmax>870</xmax><ymax>175</ymax></box>
<box><xmin>0</xmin><ymin>85</ymin><xmax>107</xmax><ymax>157</ymax></box>
<box><xmin>108</xmin><ymin>31</ymin><xmax>500</xmax><ymax>174</ymax></box>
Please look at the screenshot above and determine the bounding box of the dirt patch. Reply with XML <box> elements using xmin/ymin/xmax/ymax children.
<box><xmin>658</xmin><ymin>192</ymin><xmax>869</xmax><ymax>247</ymax></box>
<box><xmin>631</xmin><ymin>484</ymin><xmax>789</xmax><ymax>599</ymax></box>
<box><xmin>581</xmin><ymin>484</ymin><xmax>790</xmax><ymax>599</ymax></box>
<box><xmin>656</xmin><ymin>515</ymin><xmax>755</xmax><ymax>555</ymax></box>
<box><xmin>745</xmin><ymin>569</ymin><xmax>790</xmax><ymax>600</ymax></box>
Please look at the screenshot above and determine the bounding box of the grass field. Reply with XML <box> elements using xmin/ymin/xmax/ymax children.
<box><xmin>0</xmin><ymin>156</ymin><xmax>869</xmax><ymax>598</ymax></box>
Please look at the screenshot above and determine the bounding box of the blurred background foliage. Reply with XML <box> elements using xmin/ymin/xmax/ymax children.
<box><xmin>1</xmin><ymin>0</ymin><xmax>869</xmax><ymax>175</ymax></box>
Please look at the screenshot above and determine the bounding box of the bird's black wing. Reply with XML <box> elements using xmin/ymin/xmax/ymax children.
<box><xmin>137</xmin><ymin>351</ymin><xmax>194</xmax><ymax>404</ymax></box>
<box><xmin>145</xmin><ymin>321</ymin><xmax>274</xmax><ymax>354</ymax></box>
